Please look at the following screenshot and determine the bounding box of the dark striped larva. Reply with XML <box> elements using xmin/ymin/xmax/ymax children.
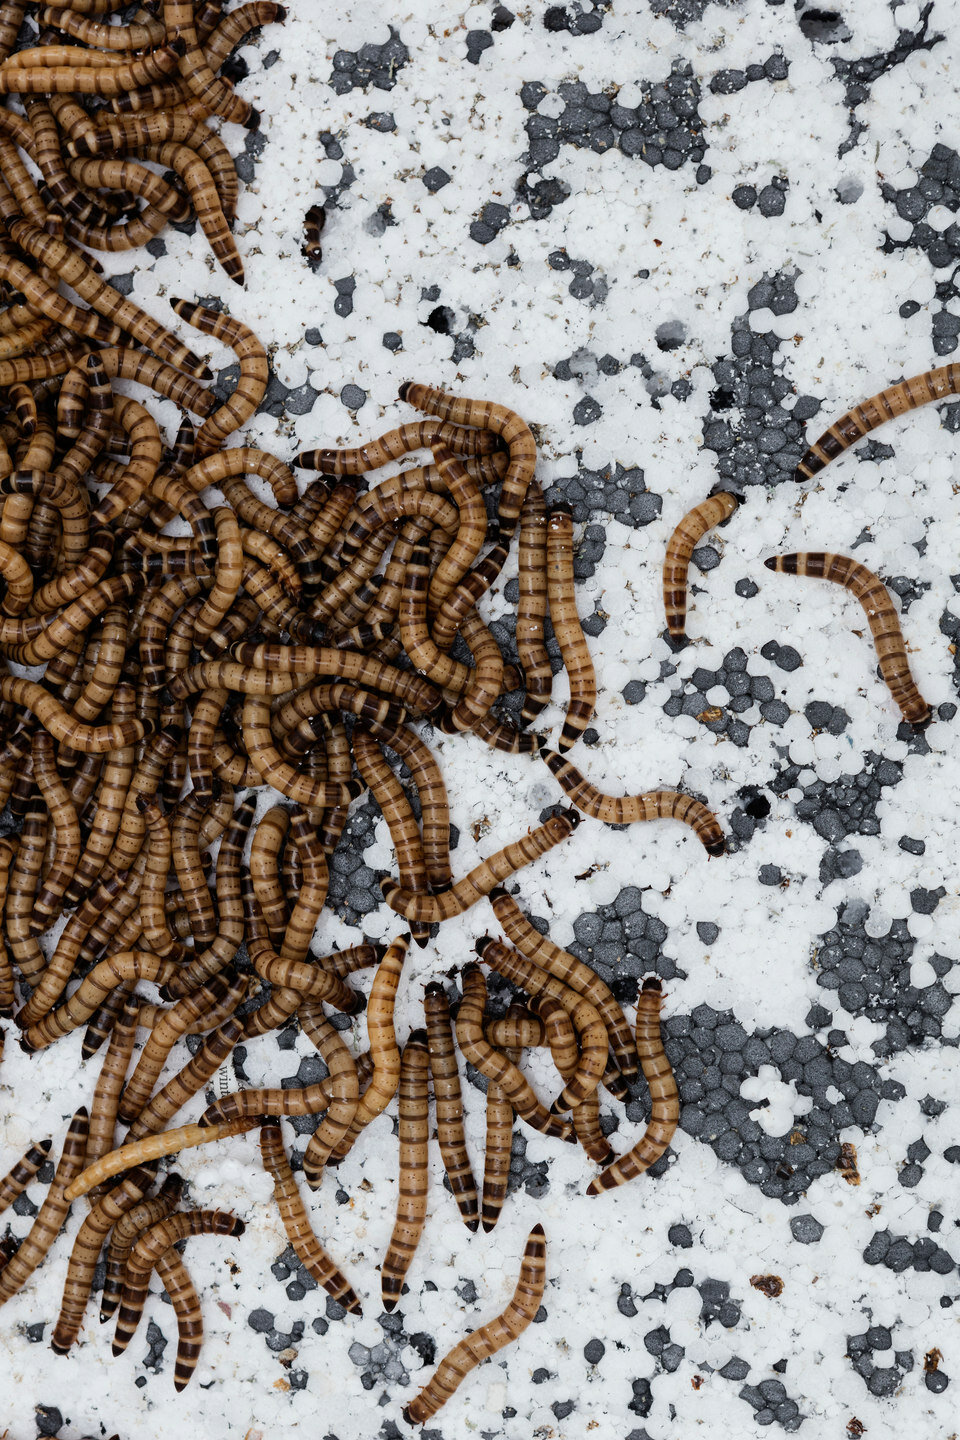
<box><xmin>662</xmin><ymin>492</ymin><xmax>739</xmax><ymax>642</ymax></box>
<box><xmin>381</xmin><ymin>1031</ymin><xmax>430</xmax><ymax>1312</ymax></box>
<box><xmin>380</xmin><ymin>811</ymin><xmax>580</xmax><ymax>924</ymax></box>
<box><xmin>546</xmin><ymin>506</ymin><xmax>597</xmax><ymax>751</ymax></box>
<box><xmin>402</xmin><ymin>1224</ymin><xmax>547</xmax><ymax>1424</ymax></box>
<box><xmin>795</xmin><ymin>364</ymin><xmax>960</xmax><ymax>479</ymax></box>
<box><xmin>0</xmin><ymin>1108</ymin><xmax>89</xmax><ymax>1306</ymax></box>
<box><xmin>0</xmin><ymin>1137</ymin><xmax>52</xmax><ymax>1215</ymax></box>
<box><xmin>422</xmin><ymin>983</ymin><xmax>480</xmax><ymax>1231</ymax></box>
<box><xmin>481</xmin><ymin>1037</ymin><xmax>518</xmax><ymax>1236</ymax></box>
<box><xmin>586</xmin><ymin>978</ymin><xmax>679</xmax><ymax>1196</ymax></box>
<box><xmin>764</xmin><ymin>552</ymin><xmax>932</xmax><ymax>727</ymax></box>
<box><xmin>539</xmin><ymin>743</ymin><xmax>725</xmax><ymax>855</ymax></box>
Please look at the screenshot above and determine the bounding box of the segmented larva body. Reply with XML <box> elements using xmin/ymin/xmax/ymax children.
<box><xmin>100</xmin><ymin>1173</ymin><xmax>184</xmax><ymax>1323</ymax></box>
<box><xmin>516</xmin><ymin>480</ymin><xmax>553</xmax><ymax>725</ymax></box>
<box><xmin>327</xmin><ymin>933</ymin><xmax>409</xmax><ymax>1165</ymax></box>
<box><xmin>455</xmin><ymin>965</ymin><xmax>573</xmax><ymax>1142</ymax></box>
<box><xmin>422</xmin><ymin>984</ymin><xmax>479</xmax><ymax>1231</ymax></box>
<box><xmin>125</xmin><ymin>1018</ymin><xmax>245</xmax><ymax>1143</ymax></box>
<box><xmin>0</xmin><ymin>1108</ymin><xmax>88</xmax><ymax>1306</ymax></box>
<box><xmin>486</xmin><ymin>1006</ymin><xmax>546</xmax><ymax>1050</ymax></box>
<box><xmin>795</xmin><ymin>364</ymin><xmax>960</xmax><ymax>479</ymax></box>
<box><xmin>536</xmin><ymin>996</ymin><xmax>613</xmax><ymax>1166</ymax></box>
<box><xmin>546</xmin><ymin>506</ymin><xmax>596</xmax><ymax>751</ymax></box>
<box><xmin>381</xmin><ymin>1031</ymin><xmax>430</xmax><ymax>1312</ymax></box>
<box><xmin>539</xmin><ymin>743</ymin><xmax>725</xmax><ymax>856</ymax></box>
<box><xmin>0</xmin><ymin>1138</ymin><xmax>51</xmax><ymax>1215</ymax></box>
<box><xmin>481</xmin><ymin>1039</ymin><xmax>519</xmax><ymax>1235</ymax></box>
<box><xmin>402</xmin><ymin>1224</ymin><xmax>547</xmax><ymax>1424</ymax></box>
<box><xmin>64</xmin><ymin>1117</ymin><xmax>256</xmax><ymax>1202</ymax></box>
<box><xmin>380</xmin><ymin>811</ymin><xmax>580</xmax><ymax>924</ymax></box>
<box><xmin>259</xmin><ymin>1120</ymin><xmax>362</xmax><ymax>1313</ymax></box>
<box><xmin>764</xmin><ymin>552</ymin><xmax>932</xmax><ymax>726</ymax></box>
<box><xmin>586</xmin><ymin>979</ymin><xmax>679</xmax><ymax>1196</ymax></box>
<box><xmin>662</xmin><ymin>492</ymin><xmax>739</xmax><ymax>642</ymax></box>
<box><xmin>299</xmin><ymin>1005</ymin><xmax>361</xmax><ymax>1182</ymax></box>
<box><xmin>489</xmin><ymin>888</ymin><xmax>638</xmax><ymax>1086</ymax></box>
<box><xmin>113</xmin><ymin>1207</ymin><xmax>246</xmax><ymax>1356</ymax></box>
<box><xmin>399</xmin><ymin>380</ymin><xmax>536</xmax><ymax>539</ymax></box>
<box><xmin>84</xmin><ymin>993</ymin><xmax>139</xmax><ymax>1178</ymax></box>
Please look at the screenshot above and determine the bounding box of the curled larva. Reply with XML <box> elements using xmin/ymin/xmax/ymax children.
<box><xmin>795</xmin><ymin>364</ymin><xmax>960</xmax><ymax>479</ymax></box>
<box><xmin>402</xmin><ymin>1224</ymin><xmax>547</xmax><ymax>1424</ymax></box>
<box><xmin>586</xmin><ymin>978</ymin><xmax>679</xmax><ymax>1195</ymax></box>
<box><xmin>764</xmin><ymin>551</ymin><xmax>932</xmax><ymax>727</ymax></box>
<box><xmin>662</xmin><ymin>492</ymin><xmax>739</xmax><ymax>642</ymax></box>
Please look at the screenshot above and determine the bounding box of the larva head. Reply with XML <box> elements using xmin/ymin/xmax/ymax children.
<box><xmin>474</xmin><ymin>934</ymin><xmax>496</xmax><ymax>960</ymax></box>
<box><xmin>641</xmin><ymin>976</ymin><xmax>663</xmax><ymax>994</ymax></box>
<box><xmin>705</xmin><ymin>836</ymin><xmax>726</xmax><ymax>858</ymax></box>
<box><xmin>398</xmin><ymin>381</ymin><xmax>413</xmax><ymax>403</ymax></box>
<box><xmin>407</xmin><ymin>1028</ymin><xmax>429</xmax><ymax>1047</ymax></box>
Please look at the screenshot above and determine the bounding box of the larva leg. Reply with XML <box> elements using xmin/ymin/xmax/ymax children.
<box><xmin>155</xmin><ymin>1248</ymin><xmax>204</xmax><ymax>1390</ymax></box>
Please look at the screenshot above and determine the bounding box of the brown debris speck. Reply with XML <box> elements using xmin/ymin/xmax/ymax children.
<box><xmin>750</xmin><ymin>1274</ymin><xmax>784</xmax><ymax>1298</ymax></box>
<box><xmin>838</xmin><ymin>1141</ymin><xmax>861</xmax><ymax>1185</ymax></box>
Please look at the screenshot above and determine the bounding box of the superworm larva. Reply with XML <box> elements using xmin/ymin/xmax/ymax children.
<box><xmin>545</xmin><ymin>505</ymin><xmax>598</xmax><ymax>751</ymax></box>
<box><xmin>380</xmin><ymin>811</ymin><xmax>580</xmax><ymax>925</ymax></box>
<box><xmin>0</xmin><ymin>1137</ymin><xmax>51</xmax><ymax>1215</ymax></box>
<box><xmin>84</xmin><ymin>994</ymin><xmax>139</xmax><ymax>1178</ymax></box>
<box><xmin>259</xmin><ymin>1119</ymin><xmax>362</xmax><ymax>1312</ymax></box>
<box><xmin>764</xmin><ymin>551</ymin><xmax>932</xmax><ymax>726</ymax></box>
<box><xmin>402</xmin><ymin>1223</ymin><xmax>547</xmax><ymax>1424</ymax></box>
<box><xmin>381</xmin><ymin>1031</ymin><xmax>430</xmax><ymax>1312</ymax></box>
<box><xmin>481</xmin><ymin>1035</ymin><xmax>518</xmax><ymax>1235</ymax></box>
<box><xmin>100</xmin><ymin>1172</ymin><xmax>184</xmax><ymax>1323</ymax></box>
<box><xmin>154</xmin><ymin>1248</ymin><xmax>203</xmax><ymax>1390</ymax></box>
<box><xmin>422</xmin><ymin>983</ymin><xmax>479</xmax><ymax>1231</ymax></box>
<box><xmin>455</xmin><ymin>965</ymin><xmax>573</xmax><ymax>1142</ymax></box>
<box><xmin>536</xmin><ymin>996</ymin><xmax>613</xmax><ymax>1166</ymax></box>
<box><xmin>0</xmin><ymin>1108</ymin><xmax>88</xmax><ymax>1306</ymax></box>
<box><xmin>795</xmin><ymin>364</ymin><xmax>960</xmax><ymax>479</ymax></box>
<box><xmin>172</xmin><ymin>298</ymin><xmax>268</xmax><ymax>447</ymax></box>
<box><xmin>516</xmin><ymin>479</ymin><xmax>553</xmax><ymax>725</ymax></box>
<box><xmin>353</xmin><ymin>725</ymin><xmax>431</xmax><ymax>947</ymax></box>
<box><xmin>299</xmin><ymin>1006</ymin><xmax>361</xmax><ymax>1182</ymax></box>
<box><xmin>662</xmin><ymin>492</ymin><xmax>739</xmax><ymax>642</ymax></box>
<box><xmin>586</xmin><ymin>978</ymin><xmax>679</xmax><ymax>1195</ymax></box>
<box><xmin>539</xmin><ymin>743</ymin><xmax>725</xmax><ymax>855</ymax></box>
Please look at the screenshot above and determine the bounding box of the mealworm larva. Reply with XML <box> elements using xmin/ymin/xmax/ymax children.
<box><xmin>422</xmin><ymin>983</ymin><xmax>479</xmax><ymax>1231</ymax></box>
<box><xmin>795</xmin><ymin>364</ymin><xmax>960</xmax><ymax>479</ymax></box>
<box><xmin>296</xmin><ymin>419</ymin><xmax>501</xmax><ymax>474</ymax></box>
<box><xmin>84</xmin><ymin>994</ymin><xmax>140</xmax><ymax>1179</ymax></box>
<box><xmin>299</xmin><ymin>1005</ymin><xmax>361</xmax><ymax>1182</ymax></box>
<box><xmin>29</xmin><ymin>728</ymin><xmax>81</xmax><ymax>929</ymax></box>
<box><xmin>402</xmin><ymin>1223</ymin><xmax>547</xmax><ymax>1424</ymax></box>
<box><xmin>398</xmin><ymin>381</ymin><xmax>536</xmax><ymax>539</ymax></box>
<box><xmin>353</xmin><ymin>725</ymin><xmax>431</xmax><ymax>947</ymax></box>
<box><xmin>586</xmin><ymin>978</ymin><xmax>679</xmax><ymax>1195</ymax></box>
<box><xmin>381</xmin><ymin>1030</ymin><xmax>430</xmax><ymax>1312</ymax></box>
<box><xmin>474</xmin><ymin>938</ymin><xmax>606</xmax><ymax>1114</ymax></box>
<box><xmin>546</xmin><ymin>505</ymin><xmax>597</xmax><ymax>752</ymax></box>
<box><xmin>118</xmin><ymin>971</ymin><xmax>238</xmax><ymax>1126</ymax></box>
<box><xmin>113</xmin><ymin>1207</ymin><xmax>245</xmax><ymax>1356</ymax></box>
<box><xmin>486</xmin><ymin>1007</ymin><xmax>546</xmax><ymax>1050</ymax></box>
<box><xmin>81</xmin><ymin>110</ymin><xmax>239</xmax><ymax>225</ymax></box>
<box><xmin>481</xmin><ymin>1033</ymin><xmax>518</xmax><ymax>1235</ymax></box>
<box><xmin>171</xmin><ymin>651</ymin><xmax>440</xmax><ymax>716</ymax></box>
<box><xmin>536</xmin><ymin>996</ymin><xmax>613</xmax><ymax>1167</ymax></box>
<box><xmin>241</xmin><ymin>694</ymin><xmax>363</xmax><ymax>807</ymax></box>
<box><xmin>0</xmin><ymin>1108</ymin><xmax>88</xmax><ymax>1306</ymax></box>
<box><xmin>172</xmin><ymin>298</ymin><xmax>268</xmax><ymax>446</ymax></box>
<box><xmin>489</xmin><ymin>888</ymin><xmax>638</xmax><ymax>1087</ymax></box>
<box><xmin>125</xmin><ymin>1017</ymin><xmax>245</xmax><ymax>1143</ymax></box>
<box><xmin>259</xmin><ymin>1119</ymin><xmax>362</xmax><ymax>1312</ymax></box>
<box><xmin>38</xmin><ymin>6</ymin><xmax>167</xmax><ymax>48</ymax></box>
<box><xmin>662</xmin><ymin>491</ymin><xmax>739</xmax><ymax>642</ymax></box>
<box><xmin>764</xmin><ymin>551</ymin><xmax>932</xmax><ymax>726</ymax></box>
<box><xmin>52</xmin><ymin>1162</ymin><xmax>156</xmax><ymax>1354</ymax></box>
<box><xmin>326</xmin><ymin>933</ymin><xmax>409</xmax><ymax>1167</ymax></box>
<box><xmin>65</xmin><ymin>1117</ymin><xmax>256</xmax><ymax>1202</ymax></box>
<box><xmin>0</xmin><ymin>1138</ymin><xmax>51</xmax><ymax>1215</ymax></box>
<box><xmin>358</xmin><ymin>716</ymin><xmax>452</xmax><ymax>891</ymax></box>
<box><xmin>171</xmin><ymin>789</ymin><xmax>219</xmax><ymax>948</ymax></box>
<box><xmin>250</xmin><ymin>805</ymin><xmax>291</xmax><ymax>949</ymax></box>
<box><xmin>163</xmin><ymin>0</ymin><xmax>257</xmax><ymax>126</ymax></box>
<box><xmin>538</xmin><ymin>743</ymin><xmax>725</xmax><ymax>855</ymax></box>
<box><xmin>380</xmin><ymin>811</ymin><xmax>580</xmax><ymax>925</ymax></box>
<box><xmin>100</xmin><ymin>1172</ymin><xmax>184</xmax><ymax>1323</ymax></box>
<box><xmin>0</xmin><ymin>40</ymin><xmax>185</xmax><ymax>96</ymax></box>
<box><xmin>455</xmin><ymin>965</ymin><xmax>573</xmax><ymax>1142</ymax></box>
<box><xmin>154</xmin><ymin>1248</ymin><xmax>203</xmax><ymax>1390</ymax></box>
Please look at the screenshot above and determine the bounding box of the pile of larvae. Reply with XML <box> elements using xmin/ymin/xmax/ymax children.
<box><xmin>0</xmin><ymin>335</ymin><xmax>720</xmax><ymax>1406</ymax></box>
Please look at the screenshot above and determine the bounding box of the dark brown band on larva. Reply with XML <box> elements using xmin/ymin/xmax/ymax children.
<box><xmin>795</xmin><ymin>364</ymin><xmax>960</xmax><ymax>479</ymax></box>
<box><xmin>586</xmin><ymin>979</ymin><xmax>679</xmax><ymax>1195</ymax></box>
<box><xmin>539</xmin><ymin>743</ymin><xmax>725</xmax><ymax>855</ymax></box>
<box><xmin>402</xmin><ymin>1223</ymin><xmax>547</xmax><ymax>1423</ymax></box>
<box><xmin>662</xmin><ymin>492</ymin><xmax>738</xmax><ymax>641</ymax></box>
<box><xmin>381</xmin><ymin>1031</ymin><xmax>430</xmax><ymax>1311</ymax></box>
<box><xmin>423</xmin><ymin>983</ymin><xmax>479</xmax><ymax>1231</ymax></box>
<box><xmin>764</xmin><ymin>552</ymin><xmax>932</xmax><ymax>726</ymax></box>
<box><xmin>546</xmin><ymin>506</ymin><xmax>596</xmax><ymax>751</ymax></box>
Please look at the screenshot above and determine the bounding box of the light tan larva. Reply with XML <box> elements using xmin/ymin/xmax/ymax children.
<box><xmin>764</xmin><ymin>551</ymin><xmax>932</xmax><ymax>726</ymax></box>
<box><xmin>353</xmin><ymin>725</ymin><xmax>431</xmax><ymax>947</ymax></box>
<box><xmin>516</xmin><ymin>479</ymin><xmax>553</xmax><ymax>725</ymax></box>
<box><xmin>155</xmin><ymin>1248</ymin><xmax>204</xmax><ymax>1390</ymax></box>
<box><xmin>538</xmin><ymin>743</ymin><xmax>725</xmax><ymax>856</ymax></box>
<box><xmin>402</xmin><ymin>1223</ymin><xmax>547</xmax><ymax>1424</ymax></box>
<box><xmin>795</xmin><ymin>364</ymin><xmax>960</xmax><ymax>479</ymax></box>
<box><xmin>64</xmin><ymin>1117</ymin><xmax>256</xmax><ymax>1202</ymax></box>
<box><xmin>381</xmin><ymin>1030</ymin><xmax>430</xmax><ymax>1312</ymax></box>
<box><xmin>662</xmin><ymin>492</ymin><xmax>739</xmax><ymax>642</ymax></box>
<box><xmin>586</xmin><ymin>978</ymin><xmax>679</xmax><ymax>1195</ymax></box>
<box><xmin>546</xmin><ymin>506</ymin><xmax>597</xmax><ymax>751</ymax></box>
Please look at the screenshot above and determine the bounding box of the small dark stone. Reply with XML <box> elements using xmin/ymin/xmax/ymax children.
<box><xmin>422</xmin><ymin>167</ymin><xmax>451</xmax><ymax>192</ymax></box>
